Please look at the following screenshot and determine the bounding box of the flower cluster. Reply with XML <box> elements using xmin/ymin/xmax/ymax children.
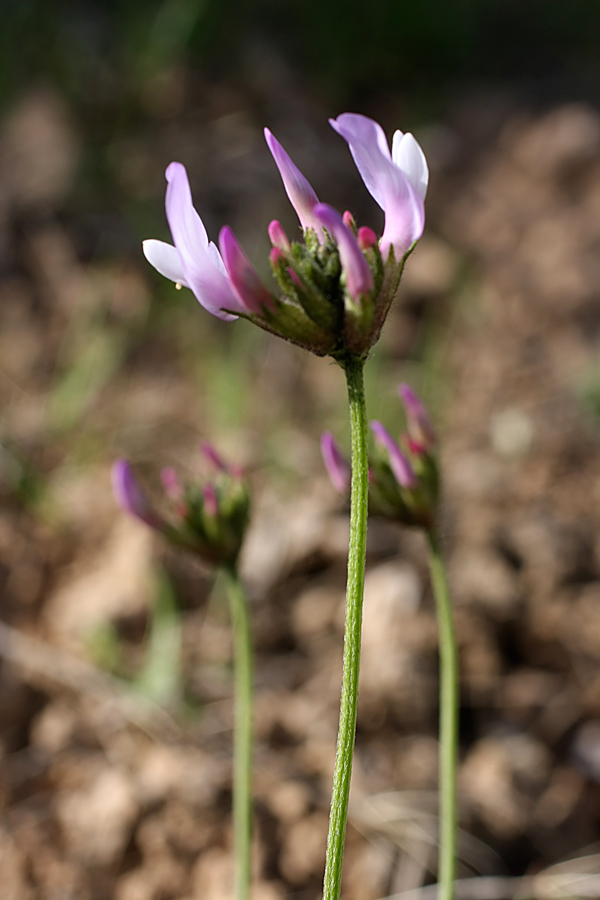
<box><xmin>112</xmin><ymin>444</ymin><xmax>250</xmax><ymax>567</ymax></box>
<box><xmin>143</xmin><ymin>114</ymin><xmax>427</xmax><ymax>360</ymax></box>
<box><xmin>322</xmin><ymin>384</ymin><xmax>438</xmax><ymax>528</ymax></box>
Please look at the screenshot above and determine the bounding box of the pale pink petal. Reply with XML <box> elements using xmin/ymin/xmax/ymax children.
<box><xmin>330</xmin><ymin>114</ymin><xmax>426</xmax><ymax>259</ymax></box>
<box><xmin>379</xmin><ymin>177</ymin><xmax>424</xmax><ymax>261</ymax></box>
<box><xmin>163</xmin><ymin>162</ymin><xmax>243</xmax><ymax>319</ymax></box>
<box><xmin>329</xmin><ymin>114</ymin><xmax>392</xmax><ymax>209</ymax></box>
<box><xmin>264</xmin><ymin>128</ymin><xmax>320</xmax><ymax>231</ymax></box>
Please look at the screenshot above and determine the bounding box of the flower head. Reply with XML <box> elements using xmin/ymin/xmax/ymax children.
<box><xmin>112</xmin><ymin>446</ymin><xmax>250</xmax><ymax>567</ymax></box>
<box><xmin>368</xmin><ymin>385</ymin><xmax>438</xmax><ymax>529</ymax></box>
<box><xmin>143</xmin><ymin>116</ymin><xmax>427</xmax><ymax>360</ymax></box>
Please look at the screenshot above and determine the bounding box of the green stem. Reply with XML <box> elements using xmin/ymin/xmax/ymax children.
<box><xmin>323</xmin><ymin>356</ymin><xmax>369</xmax><ymax>900</ymax></box>
<box><xmin>427</xmin><ymin>529</ymin><xmax>458</xmax><ymax>900</ymax></box>
<box><xmin>223</xmin><ymin>565</ymin><xmax>253</xmax><ymax>900</ymax></box>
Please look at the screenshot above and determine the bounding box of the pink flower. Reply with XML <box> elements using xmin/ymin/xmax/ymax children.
<box><xmin>143</xmin><ymin>162</ymin><xmax>265</xmax><ymax>321</ymax></box>
<box><xmin>329</xmin><ymin>114</ymin><xmax>428</xmax><ymax>261</ymax></box>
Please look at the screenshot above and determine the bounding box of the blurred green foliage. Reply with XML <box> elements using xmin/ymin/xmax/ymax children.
<box><xmin>3</xmin><ymin>0</ymin><xmax>600</xmax><ymax>114</ymax></box>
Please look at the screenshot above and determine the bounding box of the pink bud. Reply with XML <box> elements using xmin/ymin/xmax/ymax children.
<box><xmin>398</xmin><ymin>384</ymin><xmax>435</xmax><ymax>450</ymax></box>
<box><xmin>202</xmin><ymin>483</ymin><xmax>219</xmax><ymax>517</ymax></box>
<box><xmin>357</xmin><ymin>226</ymin><xmax>378</xmax><ymax>250</ymax></box>
<box><xmin>287</xmin><ymin>267</ymin><xmax>303</xmax><ymax>288</ymax></box>
<box><xmin>313</xmin><ymin>203</ymin><xmax>373</xmax><ymax>301</ymax></box>
<box><xmin>201</xmin><ymin>442</ymin><xmax>229</xmax><ymax>472</ymax></box>
<box><xmin>161</xmin><ymin>467</ymin><xmax>182</xmax><ymax>498</ymax></box>
<box><xmin>112</xmin><ymin>460</ymin><xmax>165</xmax><ymax>530</ymax></box>
<box><xmin>270</xmin><ymin>247</ymin><xmax>285</xmax><ymax>267</ymax></box>
<box><xmin>268</xmin><ymin>219</ymin><xmax>291</xmax><ymax>251</ymax></box>
<box><xmin>370</xmin><ymin>421</ymin><xmax>417</xmax><ymax>488</ymax></box>
<box><xmin>342</xmin><ymin>210</ymin><xmax>356</xmax><ymax>232</ymax></box>
<box><xmin>321</xmin><ymin>432</ymin><xmax>351</xmax><ymax>494</ymax></box>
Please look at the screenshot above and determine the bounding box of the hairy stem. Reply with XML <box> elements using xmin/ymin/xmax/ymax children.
<box><xmin>224</xmin><ymin>565</ymin><xmax>254</xmax><ymax>900</ymax></box>
<box><xmin>427</xmin><ymin>529</ymin><xmax>458</xmax><ymax>900</ymax></box>
<box><xmin>323</xmin><ymin>356</ymin><xmax>369</xmax><ymax>900</ymax></box>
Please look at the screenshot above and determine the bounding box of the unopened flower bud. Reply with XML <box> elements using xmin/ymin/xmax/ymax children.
<box><xmin>342</xmin><ymin>210</ymin><xmax>357</xmax><ymax>234</ymax></box>
<box><xmin>112</xmin><ymin>447</ymin><xmax>250</xmax><ymax>568</ymax></box>
<box><xmin>321</xmin><ymin>432</ymin><xmax>351</xmax><ymax>494</ymax></box>
<box><xmin>368</xmin><ymin>400</ymin><xmax>439</xmax><ymax>530</ymax></box>
<box><xmin>370</xmin><ymin>422</ymin><xmax>417</xmax><ymax>488</ymax></box>
<box><xmin>220</xmin><ymin>226</ymin><xmax>276</xmax><ymax>314</ymax></box>
<box><xmin>398</xmin><ymin>383</ymin><xmax>435</xmax><ymax>451</ymax></box>
<box><xmin>357</xmin><ymin>227</ymin><xmax>378</xmax><ymax>251</ymax></box>
<box><xmin>201</xmin><ymin>442</ymin><xmax>229</xmax><ymax>472</ymax></box>
<box><xmin>161</xmin><ymin>466</ymin><xmax>182</xmax><ymax>498</ymax></box>
<box><xmin>202</xmin><ymin>482</ymin><xmax>219</xmax><ymax>517</ymax></box>
<box><xmin>112</xmin><ymin>461</ymin><xmax>166</xmax><ymax>531</ymax></box>
<box><xmin>268</xmin><ymin>219</ymin><xmax>291</xmax><ymax>251</ymax></box>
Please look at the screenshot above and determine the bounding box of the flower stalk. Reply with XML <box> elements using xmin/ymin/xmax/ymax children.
<box><xmin>224</xmin><ymin>564</ymin><xmax>254</xmax><ymax>900</ymax></box>
<box><xmin>321</xmin><ymin>386</ymin><xmax>458</xmax><ymax>900</ymax></box>
<box><xmin>427</xmin><ymin>528</ymin><xmax>458</xmax><ymax>900</ymax></box>
<box><xmin>323</xmin><ymin>354</ymin><xmax>369</xmax><ymax>900</ymax></box>
<box><xmin>112</xmin><ymin>451</ymin><xmax>254</xmax><ymax>900</ymax></box>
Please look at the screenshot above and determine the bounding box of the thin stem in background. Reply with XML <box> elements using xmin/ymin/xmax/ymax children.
<box><xmin>323</xmin><ymin>355</ymin><xmax>370</xmax><ymax>900</ymax></box>
<box><xmin>427</xmin><ymin>528</ymin><xmax>458</xmax><ymax>900</ymax></box>
<box><xmin>223</xmin><ymin>565</ymin><xmax>254</xmax><ymax>900</ymax></box>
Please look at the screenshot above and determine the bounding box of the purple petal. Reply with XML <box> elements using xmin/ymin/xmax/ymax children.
<box><xmin>219</xmin><ymin>226</ymin><xmax>275</xmax><ymax>314</ymax></box>
<box><xmin>321</xmin><ymin>432</ymin><xmax>351</xmax><ymax>494</ymax></box>
<box><xmin>398</xmin><ymin>384</ymin><xmax>435</xmax><ymax>449</ymax></box>
<box><xmin>163</xmin><ymin>162</ymin><xmax>244</xmax><ymax>320</ymax></box>
<box><xmin>313</xmin><ymin>203</ymin><xmax>373</xmax><ymax>300</ymax></box>
<box><xmin>329</xmin><ymin>113</ymin><xmax>425</xmax><ymax>259</ymax></box>
<box><xmin>264</xmin><ymin>129</ymin><xmax>320</xmax><ymax>231</ymax></box>
<box><xmin>112</xmin><ymin>460</ymin><xmax>165</xmax><ymax>530</ymax></box>
<box><xmin>370</xmin><ymin>421</ymin><xmax>417</xmax><ymax>488</ymax></box>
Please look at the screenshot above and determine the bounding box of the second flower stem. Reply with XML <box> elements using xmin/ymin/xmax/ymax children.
<box><xmin>224</xmin><ymin>565</ymin><xmax>254</xmax><ymax>900</ymax></box>
<box><xmin>427</xmin><ymin>528</ymin><xmax>458</xmax><ymax>900</ymax></box>
<box><xmin>323</xmin><ymin>355</ymin><xmax>369</xmax><ymax>900</ymax></box>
